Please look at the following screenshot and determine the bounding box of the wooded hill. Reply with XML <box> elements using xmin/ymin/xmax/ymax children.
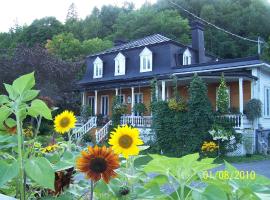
<box><xmin>0</xmin><ymin>0</ymin><xmax>270</xmax><ymax>106</ymax></box>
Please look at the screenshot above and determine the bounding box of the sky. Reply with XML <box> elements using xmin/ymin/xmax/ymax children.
<box><xmin>0</xmin><ymin>0</ymin><xmax>157</xmax><ymax>32</ymax></box>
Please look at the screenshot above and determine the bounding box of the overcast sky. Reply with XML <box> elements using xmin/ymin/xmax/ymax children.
<box><xmin>0</xmin><ymin>0</ymin><xmax>157</xmax><ymax>32</ymax></box>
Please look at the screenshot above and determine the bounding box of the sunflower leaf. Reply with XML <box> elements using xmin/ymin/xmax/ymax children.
<box><xmin>25</xmin><ymin>157</ymin><xmax>55</xmax><ymax>190</ymax></box>
<box><xmin>27</xmin><ymin>99</ymin><xmax>52</xmax><ymax>120</ymax></box>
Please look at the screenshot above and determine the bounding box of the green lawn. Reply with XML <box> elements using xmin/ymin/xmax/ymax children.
<box><xmin>214</xmin><ymin>154</ymin><xmax>270</xmax><ymax>164</ymax></box>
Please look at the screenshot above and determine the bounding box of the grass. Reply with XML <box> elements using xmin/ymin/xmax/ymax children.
<box><xmin>214</xmin><ymin>154</ymin><xmax>270</xmax><ymax>164</ymax></box>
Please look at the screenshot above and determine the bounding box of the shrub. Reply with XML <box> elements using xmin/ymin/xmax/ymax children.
<box><xmin>168</xmin><ymin>98</ymin><xmax>187</xmax><ymax>111</ymax></box>
<box><xmin>133</xmin><ymin>103</ymin><xmax>147</xmax><ymax>116</ymax></box>
<box><xmin>80</xmin><ymin>105</ymin><xmax>92</xmax><ymax>122</ymax></box>
<box><xmin>244</xmin><ymin>99</ymin><xmax>262</xmax><ymax>121</ymax></box>
<box><xmin>217</xmin><ymin>73</ymin><xmax>229</xmax><ymax>114</ymax></box>
<box><xmin>188</xmin><ymin>74</ymin><xmax>213</xmax><ymax>146</ymax></box>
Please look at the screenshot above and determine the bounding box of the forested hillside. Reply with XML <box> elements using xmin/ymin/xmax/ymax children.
<box><xmin>0</xmin><ymin>0</ymin><xmax>270</xmax><ymax>104</ymax></box>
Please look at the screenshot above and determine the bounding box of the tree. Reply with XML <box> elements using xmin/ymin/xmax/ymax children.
<box><xmin>81</xmin><ymin>38</ymin><xmax>113</xmax><ymax>56</ymax></box>
<box><xmin>112</xmin><ymin>7</ymin><xmax>190</xmax><ymax>44</ymax></box>
<box><xmin>217</xmin><ymin>73</ymin><xmax>229</xmax><ymax>114</ymax></box>
<box><xmin>66</xmin><ymin>3</ymin><xmax>78</xmax><ymax>22</ymax></box>
<box><xmin>45</xmin><ymin>33</ymin><xmax>82</xmax><ymax>61</ymax></box>
<box><xmin>18</xmin><ymin>17</ymin><xmax>64</xmax><ymax>46</ymax></box>
<box><xmin>188</xmin><ymin>74</ymin><xmax>213</xmax><ymax>150</ymax></box>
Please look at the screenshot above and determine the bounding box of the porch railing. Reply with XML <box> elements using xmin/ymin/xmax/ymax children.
<box><xmin>72</xmin><ymin>116</ymin><xmax>97</xmax><ymax>140</ymax></box>
<box><xmin>120</xmin><ymin>115</ymin><xmax>152</xmax><ymax>127</ymax></box>
<box><xmin>217</xmin><ymin>114</ymin><xmax>252</xmax><ymax>129</ymax></box>
<box><xmin>96</xmin><ymin>120</ymin><xmax>112</xmax><ymax>144</ymax></box>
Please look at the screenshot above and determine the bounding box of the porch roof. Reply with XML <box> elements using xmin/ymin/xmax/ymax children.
<box><xmin>78</xmin><ymin>71</ymin><xmax>256</xmax><ymax>91</ymax></box>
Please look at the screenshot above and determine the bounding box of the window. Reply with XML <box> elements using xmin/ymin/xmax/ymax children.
<box><xmin>93</xmin><ymin>57</ymin><xmax>103</xmax><ymax>78</ymax></box>
<box><xmin>140</xmin><ymin>47</ymin><xmax>152</xmax><ymax>72</ymax></box>
<box><xmin>88</xmin><ymin>96</ymin><xmax>95</xmax><ymax>115</ymax></box>
<box><xmin>114</xmin><ymin>53</ymin><xmax>125</xmax><ymax>76</ymax></box>
<box><xmin>119</xmin><ymin>94</ymin><xmax>125</xmax><ymax>104</ymax></box>
<box><xmin>264</xmin><ymin>87</ymin><xmax>270</xmax><ymax>117</ymax></box>
<box><xmin>101</xmin><ymin>95</ymin><xmax>109</xmax><ymax>116</ymax></box>
<box><xmin>183</xmin><ymin>49</ymin><xmax>191</xmax><ymax>65</ymax></box>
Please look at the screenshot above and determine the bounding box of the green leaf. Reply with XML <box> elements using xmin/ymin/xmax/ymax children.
<box><xmin>201</xmin><ymin>185</ymin><xmax>228</xmax><ymax>200</ymax></box>
<box><xmin>4</xmin><ymin>84</ymin><xmax>19</xmax><ymax>100</ymax></box>
<box><xmin>25</xmin><ymin>157</ymin><xmax>55</xmax><ymax>190</ymax></box>
<box><xmin>12</xmin><ymin>72</ymin><xmax>35</xmax><ymax>94</ymax></box>
<box><xmin>5</xmin><ymin>118</ymin><xmax>16</xmax><ymax>128</ymax></box>
<box><xmin>21</xmin><ymin>90</ymin><xmax>40</xmax><ymax>102</ymax></box>
<box><xmin>28</xmin><ymin>99</ymin><xmax>52</xmax><ymax>120</ymax></box>
<box><xmin>0</xmin><ymin>160</ymin><xmax>18</xmax><ymax>187</ymax></box>
<box><xmin>0</xmin><ymin>95</ymin><xmax>9</xmax><ymax>105</ymax></box>
<box><xmin>0</xmin><ymin>106</ymin><xmax>12</xmax><ymax>125</ymax></box>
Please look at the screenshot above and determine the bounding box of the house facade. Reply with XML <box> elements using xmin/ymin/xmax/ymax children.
<box><xmin>77</xmin><ymin>20</ymin><xmax>270</xmax><ymax>154</ymax></box>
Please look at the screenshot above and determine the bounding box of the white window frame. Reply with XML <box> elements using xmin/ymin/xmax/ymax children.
<box><xmin>140</xmin><ymin>47</ymin><xmax>152</xmax><ymax>72</ymax></box>
<box><xmin>183</xmin><ymin>49</ymin><xmax>192</xmax><ymax>65</ymax></box>
<box><xmin>264</xmin><ymin>86</ymin><xmax>270</xmax><ymax>117</ymax></box>
<box><xmin>216</xmin><ymin>86</ymin><xmax>231</xmax><ymax>111</ymax></box>
<box><xmin>93</xmin><ymin>57</ymin><xmax>103</xmax><ymax>78</ymax></box>
<box><xmin>114</xmin><ymin>53</ymin><xmax>125</xmax><ymax>76</ymax></box>
<box><xmin>100</xmin><ymin>95</ymin><xmax>109</xmax><ymax>116</ymax></box>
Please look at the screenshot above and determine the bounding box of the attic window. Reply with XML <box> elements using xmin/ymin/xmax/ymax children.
<box><xmin>114</xmin><ymin>53</ymin><xmax>125</xmax><ymax>76</ymax></box>
<box><xmin>93</xmin><ymin>57</ymin><xmax>103</xmax><ymax>78</ymax></box>
<box><xmin>183</xmin><ymin>49</ymin><xmax>191</xmax><ymax>65</ymax></box>
<box><xmin>140</xmin><ymin>47</ymin><xmax>152</xmax><ymax>72</ymax></box>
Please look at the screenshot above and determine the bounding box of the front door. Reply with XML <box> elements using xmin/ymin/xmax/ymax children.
<box><xmin>101</xmin><ymin>95</ymin><xmax>109</xmax><ymax>116</ymax></box>
<box><xmin>134</xmin><ymin>93</ymin><xmax>143</xmax><ymax>116</ymax></box>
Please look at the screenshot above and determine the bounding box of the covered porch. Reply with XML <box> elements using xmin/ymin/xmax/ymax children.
<box><xmin>81</xmin><ymin>73</ymin><xmax>256</xmax><ymax>129</ymax></box>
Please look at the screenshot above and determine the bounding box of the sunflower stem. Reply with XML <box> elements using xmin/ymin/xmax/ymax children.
<box><xmin>68</xmin><ymin>130</ymin><xmax>71</xmax><ymax>151</ymax></box>
<box><xmin>90</xmin><ymin>180</ymin><xmax>94</xmax><ymax>200</ymax></box>
<box><xmin>15</xmin><ymin>112</ymin><xmax>25</xmax><ymax>200</ymax></box>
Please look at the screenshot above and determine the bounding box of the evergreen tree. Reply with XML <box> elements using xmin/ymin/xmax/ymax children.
<box><xmin>188</xmin><ymin>74</ymin><xmax>213</xmax><ymax>150</ymax></box>
<box><xmin>217</xmin><ymin>73</ymin><xmax>229</xmax><ymax>114</ymax></box>
<box><xmin>66</xmin><ymin>3</ymin><xmax>78</xmax><ymax>22</ymax></box>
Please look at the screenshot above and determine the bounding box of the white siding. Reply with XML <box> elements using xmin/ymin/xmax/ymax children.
<box><xmin>255</xmin><ymin>68</ymin><xmax>270</xmax><ymax>129</ymax></box>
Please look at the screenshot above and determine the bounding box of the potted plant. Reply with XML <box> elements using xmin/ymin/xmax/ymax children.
<box><xmin>133</xmin><ymin>103</ymin><xmax>147</xmax><ymax>116</ymax></box>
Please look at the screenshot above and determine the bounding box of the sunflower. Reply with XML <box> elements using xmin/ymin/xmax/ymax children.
<box><xmin>108</xmin><ymin>125</ymin><xmax>143</xmax><ymax>159</ymax></box>
<box><xmin>54</xmin><ymin>110</ymin><xmax>76</xmax><ymax>134</ymax></box>
<box><xmin>76</xmin><ymin>146</ymin><xmax>119</xmax><ymax>183</ymax></box>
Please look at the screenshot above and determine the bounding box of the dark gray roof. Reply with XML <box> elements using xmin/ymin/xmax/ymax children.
<box><xmin>88</xmin><ymin>34</ymin><xmax>171</xmax><ymax>57</ymax></box>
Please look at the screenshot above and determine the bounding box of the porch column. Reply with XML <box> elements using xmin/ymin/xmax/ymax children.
<box><xmin>82</xmin><ymin>91</ymin><xmax>87</xmax><ymax>106</ymax></box>
<box><xmin>115</xmin><ymin>88</ymin><xmax>119</xmax><ymax>96</ymax></box>
<box><xmin>162</xmin><ymin>81</ymin><xmax>166</xmax><ymax>101</ymax></box>
<box><xmin>131</xmin><ymin>87</ymin><xmax>135</xmax><ymax>116</ymax></box>
<box><xmin>94</xmin><ymin>90</ymin><xmax>98</xmax><ymax>115</ymax></box>
<box><xmin>239</xmin><ymin>78</ymin><xmax>244</xmax><ymax>129</ymax></box>
<box><xmin>155</xmin><ymin>83</ymin><xmax>158</xmax><ymax>100</ymax></box>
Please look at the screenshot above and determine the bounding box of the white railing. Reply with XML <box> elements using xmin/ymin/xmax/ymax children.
<box><xmin>120</xmin><ymin>115</ymin><xmax>152</xmax><ymax>127</ymax></box>
<box><xmin>96</xmin><ymin>120</ymin><xmax>112</xmax><ymax>144</ymax></box>
<box><xmin>72</xmin><ymin>117</ymin><xmax>97</xmax><ymax>140</ymax></box>
<box><xmin>217</xmin><ymin>114</ymin><xmax>252</xmax><ymax>129</ymax></box>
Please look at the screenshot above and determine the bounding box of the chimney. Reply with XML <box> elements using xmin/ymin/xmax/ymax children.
<box><xmin>191</xmin><ymin>20</ymin><xmax>205</xmax><ymax>63</ymax></box>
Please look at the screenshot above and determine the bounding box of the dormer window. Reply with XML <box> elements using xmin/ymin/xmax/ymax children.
<box><xmin>114</xmin><ymin>53</ymin><xmax>125</xmax><ymax>76</ymax></box>
<box><xmin>183</xmin><ymin>49</ymin><xmax>191</xmax><ymax>65</ymax></box>
<box><xmin>140</xmin><ymin>47</ymin><xmax>152</xmax><ymax>72</ymax></box>
<box><xmin>93</xmin><ymin>57</ymin><xmax>103</xmax><ymax>78</ymax></box>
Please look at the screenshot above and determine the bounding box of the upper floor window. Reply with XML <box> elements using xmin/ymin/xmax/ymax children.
<box><xmin>93</xmin><ymin>57</ymin><xmax>103</xmax><ymax>78</ymax></box>
<box><xmin>114</xmin><ymin>53</ymin><xmax>125</xmax><ymax>76</ymax></box>
<box><xmin>264</xmin><ymin>87</ymin><xmax>270</xmax><ymax>117</ymax></box>
<box><xmin>140</xmin><ymin>47</ymin><xmax>152</xmax><ymax>72</ymax></box>
<box><xmin>183</xmin><ymin>49</ymin><xmax>191</xmax><ymax>65</ymax></box>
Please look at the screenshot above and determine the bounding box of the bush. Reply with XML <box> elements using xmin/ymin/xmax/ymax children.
<box><xmin>80</xmin><ymin>105</ymin><xmax>92</xmax><ymax>122</ymax></box>
<box><xmin>217</xmin><ymin>73</ymin><xmax>229</xmax><ymax>114</ymax></box>
<box><xmin>244</xmin><ymin>99</ymin><xmax>262</xmax><ymax>121</ymax></box>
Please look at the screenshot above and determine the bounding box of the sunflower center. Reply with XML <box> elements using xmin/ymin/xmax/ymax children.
<box><xmin>89</xmin><ymin>157</ymin><xmax>107</xmax><ymax>173</ymax></box>
<box><xmin>118</xmin><ymin>135</ymin><xmax>133</xmax><ymax>149</ymax></box>
<box><xmin>60</xmin><ymin>117</ymin><xmax>70</xmax><ymax>128</ymax></box>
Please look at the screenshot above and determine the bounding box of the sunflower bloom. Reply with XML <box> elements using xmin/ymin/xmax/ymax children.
<box><xmin>76</xmin><ymin>146</ymin><xmax>119</xmax><ymax>183</ymax></box>
<box><xmin>54</xmin><ymin>110</ymin><xmax>76</xmax><ymax>134</ymax></box>
<box><xmin>108</xmin><ymin>125</ymin><xmax>143</xmax><ymax>159</ymax></box>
